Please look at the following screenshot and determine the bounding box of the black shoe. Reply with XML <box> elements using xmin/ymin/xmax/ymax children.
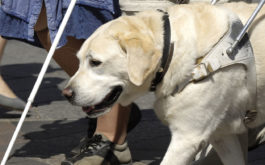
<box><xmin>62</xmin><ymin>103</ymin><xmax>141</xmax><ymax>165</ymax></box>
<box><xmin>61</xmin><ymin>134</ymin><xmax>132</xmax><ymax>165</ymax></box>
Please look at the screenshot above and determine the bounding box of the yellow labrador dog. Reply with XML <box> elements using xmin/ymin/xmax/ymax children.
<box><xmin>63</xmin><ymin>2</ymin><xmax>265</xmax><ymax>165</ymax></box>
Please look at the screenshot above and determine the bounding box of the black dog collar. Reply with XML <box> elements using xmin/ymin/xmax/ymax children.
<box><xmin>150</xmin><ymin>10</ymin><xmax>174</xmax><ymax>91</ymax></box>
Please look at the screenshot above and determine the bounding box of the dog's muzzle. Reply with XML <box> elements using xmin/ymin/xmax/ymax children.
<box><xmin>63</xmin><ymin>85</ymin><xmax>123</xmax><ymax>116</ymax></box>
<box><xmin>82</xmin><ymin>86</ymin><xmax>123</xmax><ymax>114</ymax></box>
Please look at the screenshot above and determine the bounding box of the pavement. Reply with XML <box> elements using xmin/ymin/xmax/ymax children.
<box><xmin>0</xmin><ymin>40</ymin><xmax>265</xmax><ymax>165</ymax></box>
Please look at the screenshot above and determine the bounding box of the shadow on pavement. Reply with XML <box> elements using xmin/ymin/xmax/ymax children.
<box><xmin>4</xmin><ymin>109</ymin><xmax>171</xmax><ymax>165</ymax></box>
<box><xmin>1</xmin><ymin>63</ymin><xmax>67</xmax><ymax>107</ymax></box>
<box><xmin>12</xmin><ymin>118</ymin><xmax>89</xmax><ymax>159</ymax></box>
<box><xmin>128</xmin><ymin>109</ymin><xmax>170</xmax><ymax>165</ymax></box>
<box><xmin>0</xmin><ymin>108</ymin><xmax>30</xmax><ymax>118</ymax></box>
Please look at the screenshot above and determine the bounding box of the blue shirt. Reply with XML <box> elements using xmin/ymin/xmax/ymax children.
<box><xmin>0</xmin><ymin>0</ymin><xmax>120</xmax><ymax>47</ymax></box>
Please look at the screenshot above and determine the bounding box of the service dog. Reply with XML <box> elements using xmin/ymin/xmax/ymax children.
<box><xmin>63</xmin><ymin>2</ymin><xmax>265</xmax><ymax>164</ymax></box>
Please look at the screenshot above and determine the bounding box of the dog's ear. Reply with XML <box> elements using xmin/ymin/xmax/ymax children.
<box><xmin>119</xmin><ymin>33</ymin><xmax>160</xmax><ymax>86</ymax></box>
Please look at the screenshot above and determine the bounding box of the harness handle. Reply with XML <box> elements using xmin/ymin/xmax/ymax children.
<box><xmin>226</xmin><ymin>0</ymin><xmax>265</xmax><ymax>56</ymax></box>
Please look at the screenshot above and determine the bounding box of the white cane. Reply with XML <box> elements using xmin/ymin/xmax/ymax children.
<box><xmin>0</xmin><ymin>0</ymin><xmax>77</xmax><ymax>164</ymax></box>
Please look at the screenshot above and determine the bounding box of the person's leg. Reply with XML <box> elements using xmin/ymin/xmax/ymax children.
<box><xmin>95</xmin><ymin>104</ymin><xmax>131</xmax><ymax>144</ymax></box>
<box><xmin>0</xmin><ymin>36</ymin><xmax>7</xmax><ymax>60</ymax></box>
<box><xmin>0</xmin><ymin>36</ymin><xmax>18</xmax><ymax>98</ymax></box>
<box><xmin>0</xmin><ymin>36</ymin><xmax>26</xmax><ymax>110</ymax></box>
<box><xmin>34</xmin><ymin>29</ymin><xmax>80</xmax><ymax>76</ymax></box>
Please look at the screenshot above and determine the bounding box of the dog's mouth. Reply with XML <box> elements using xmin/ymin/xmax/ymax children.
<box><xmin>82</xmin><ymin>86</ymin><xmax>123</xmax><ymax>115</ymax></box>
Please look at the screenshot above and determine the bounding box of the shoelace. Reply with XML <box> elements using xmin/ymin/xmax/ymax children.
<box><xmin>80</xmin><ymin>134</ymin><xmax>103</xmax><ymax>154</ymax></box>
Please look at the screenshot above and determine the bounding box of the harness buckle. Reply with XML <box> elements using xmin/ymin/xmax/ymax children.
<box><xmin>192</xmin><ymin>63</ymin><xmax>209</xmax><ymax>81</ymax></box>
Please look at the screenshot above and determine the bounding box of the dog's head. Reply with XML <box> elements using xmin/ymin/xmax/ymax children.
<box><xmin>63</xmin><ymin>14</ymin><xmax>163</xmax><ymax>117</ymax></box>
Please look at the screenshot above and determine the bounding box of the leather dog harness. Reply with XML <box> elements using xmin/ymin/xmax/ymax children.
<box><xmin>191</xmin><ymin>19</ymin><xmax>257</xmax><ymax>124</ymax></box>
<box><xmin>151</xmin><ymin>12</ymin><xmax>257</xmax><ymax>124</ymax></box>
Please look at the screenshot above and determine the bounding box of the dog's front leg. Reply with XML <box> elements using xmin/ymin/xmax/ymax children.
<box><xmin>160</xmin><ymin>131</ymin><xmax>206</xmax><ymax>165</ymax></box>
<box><xmin>210</xmin><ymin>133</ymin><xmax>247</xmax><ymax>165</ymax></box>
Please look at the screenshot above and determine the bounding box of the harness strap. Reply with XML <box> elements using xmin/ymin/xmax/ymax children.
<box><xmin>192</xmin><ymin>21</ymin><xmax>255</xmax><ymax>83</ymax></box>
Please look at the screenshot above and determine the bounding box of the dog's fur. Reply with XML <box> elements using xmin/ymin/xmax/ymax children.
<box><xmin>65</xmin><ymin>2</ymin><xmax>265</xmax><ymax>164</ymax></box>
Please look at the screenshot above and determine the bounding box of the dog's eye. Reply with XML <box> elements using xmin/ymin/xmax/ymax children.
<box><xmin>89</xmin><ymin>59</ymin><xmax>102</xmax><ymax>67</ymax></box>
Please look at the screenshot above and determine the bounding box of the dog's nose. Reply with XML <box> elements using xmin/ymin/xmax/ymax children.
<box><xmin>62</xmin><ymin>87</ymin><xmax>74</xmax><ymax>100</ymax></box>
